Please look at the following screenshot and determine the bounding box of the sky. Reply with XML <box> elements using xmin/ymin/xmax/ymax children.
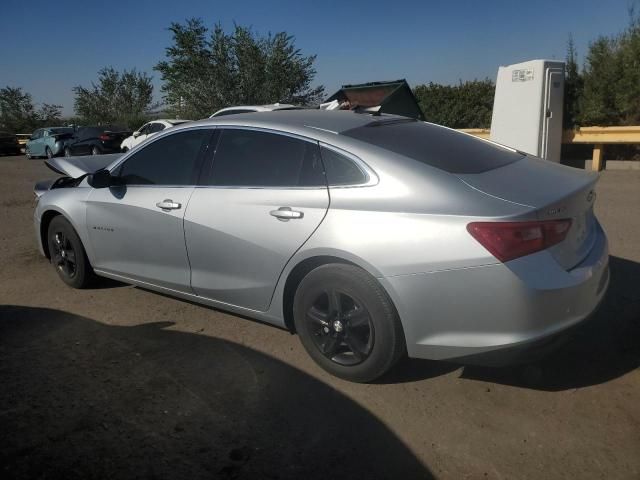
<box><xmin>0</xmin><ymin>0</ymin><xmax>636</xmax><ymax>116</ymax></box>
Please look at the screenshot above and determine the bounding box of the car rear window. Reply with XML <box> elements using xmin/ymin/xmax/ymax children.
<box><xmin>341</xmin><ymin>119</ymin><xmax>524</xmax><ymax>174</ymax></box>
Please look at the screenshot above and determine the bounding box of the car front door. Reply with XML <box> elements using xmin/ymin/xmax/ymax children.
<box><xmin>184</xmin><ymin>127</ymin><xmax>330</xmax><ymax>311</ymax></box>
<box><xmin>85</xmin><ymin>128</ymin><xmax>212</xmax><ymax>292</ymax></box>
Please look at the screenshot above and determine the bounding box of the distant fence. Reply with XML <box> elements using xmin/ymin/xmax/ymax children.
<box><xmin>458</xmin><ymin>126</ymin><xmax>640</xmax><ymax>171</ymax></box>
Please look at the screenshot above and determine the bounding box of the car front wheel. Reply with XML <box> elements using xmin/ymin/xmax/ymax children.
<box><xmin>91</xmin><ymin>146</ymin><xmax>100</xmax><ymax>155</ymax></box>
<box><xmin>47</xmin><ymin>216</ymin><xmax>94</xmax><ymax>289</ymax></box>
<box><xmin>293</xmin><ymin>263</ymin><xmax>406</xmax><ymax>382</ymax></box>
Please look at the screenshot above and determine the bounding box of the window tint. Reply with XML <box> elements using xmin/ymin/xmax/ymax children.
<box><xmin>342</xmin><ymin>120</ymin><xmax>524</xmax><ymax>174</ymax></box>
<box><xmin>117</xmin><ymin>129</ymin><xmax>209</xmax><ymax>185</ymax></box>
<box><xmin>209</xmin><ymin>129</ymin><xmax>324</xmax><ymax>187</ymax></box>
<box><xmin>320</xmin><ymin>147</ymin><xmax>367</xmax><ymax>185</ymax></box>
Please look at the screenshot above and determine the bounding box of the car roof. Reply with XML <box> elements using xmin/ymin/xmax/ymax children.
<box><xmin>210</xmin><ymin>104</ymin><xmax>300</xmax><ymax>116</ymax></box>
<box><xmin>190</xmin><ymin>109</ymin><xmax>410</xmax><ymax>138</ymax></box>
<box><xmin>153</xmin><ymin>119</ymin><xmax>191</xmax><ymax>125</ymax></box>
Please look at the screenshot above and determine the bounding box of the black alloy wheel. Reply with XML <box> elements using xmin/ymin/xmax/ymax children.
<box><xmin>50</xmin><ymin>230</ymin><xmax>77</xmax><ymax>279</ymax></box>
<box><xmin>46</xmin><ymin>216</ymin><xmax>94</xmax><ymax>288</ymax></box>
<box><xmin>306</xmin><ymin>288</ymin><xmax>374</xmax><ymax>366</ymax></box>
<box><xmin>293</xmin><ymin>263</ymin><xmax>406</xmax><ymax>382</ymax></box>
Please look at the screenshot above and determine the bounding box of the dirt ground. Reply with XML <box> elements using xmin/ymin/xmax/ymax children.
<box><xmin>0</xmin><ymin>155</ymin><xmax>638</xmax><ymax>479</ymax></box>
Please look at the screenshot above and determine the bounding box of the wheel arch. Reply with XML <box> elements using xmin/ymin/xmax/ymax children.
<box><xmin>40</xmin><ymin>209</ymin><xmax>62</xmax><ymax>259</ymax></box>
<box><xmin>280</xmin><ymin>253</ymin><xmax>393</xmax><ymax>334</ymax></box>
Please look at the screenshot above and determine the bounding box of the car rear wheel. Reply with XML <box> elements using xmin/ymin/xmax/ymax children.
<box><xmin>45</xmin><ymin>147</ymin><xmax>53</xmax><ymax>159</ymax></box>
<box><xmin>293</xmin><ymin>263</ymin><xmax>406</xmax><ymax>382</ymax></box>
<box><xmin>47</xmin><ymin>216</ymin><xmax>95</xmax><ymax>289</ymax></box>
<box><xmin>91</xmin><ymin>146</ymin><xmax>100</xmax><ymax>155</ymax></box>
<box><xmin>64</xmin><ymin>147</ymin><xmax>71</xmax><ymax>157</ymax></box>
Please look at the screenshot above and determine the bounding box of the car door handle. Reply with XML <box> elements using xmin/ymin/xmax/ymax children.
<box><xmin>156</xmin><ymin>199</ymin><xmax>181</xmax><ymax>210</ymax></box>
<box><xmin>270</xmin><ymin>207</ymin><xmax>304</xmax><ymax>221</ymax></box>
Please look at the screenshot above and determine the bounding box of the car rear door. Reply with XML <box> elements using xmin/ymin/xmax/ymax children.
<box><xmin>85</xmin><ymin>128</ymin><xmax>212</xmax><ymax>292</ymax></box>
<box><xmin>184</xmin><ymin>127</ymin><xmax>329</xmax><ymax>311</ymax></box>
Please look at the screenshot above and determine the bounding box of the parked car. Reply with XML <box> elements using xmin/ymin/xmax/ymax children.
<box><xmin>33</xmin><ymin>110</ymin><xmax>609</xmax><ymax>382</ymax></box>
<box><xmin>64</xmin><ymin>126</ymin><xmax>131</xmax><ymax>156</ymax></box>
<box><xmin>15</xmin><ymin>133</ymin><xmax>31</xmax><ymax>153</ymax></box>
<box><xmin>0</xmin><ymin>131</ymin><xmax>22</xmax><ymax>155</ymax></box>
<box><xmin>209</xmin><ymin>103</ymin><xmax>301</xmax><ymax>118</ymax></box>
<box><xmin>25</xmin><ymin>127</ymin><xmax>74</xmax><ymax>159</ymax></box>
<box><xmin>120</xmin><ymin>119</ymin><xmax>191</xmax><ymax>152</ymax></box>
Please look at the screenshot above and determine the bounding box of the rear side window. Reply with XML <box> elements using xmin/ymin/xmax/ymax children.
<box><xmin>208</xmin><ymin>129</ymin><xmax>325</xmax><ymax>187</ymax></box>
<box><xmin>117</xmin><ymin>129</ymin><xmax>209</xmax><ymax>185</ymax></box>
<box><xmin>341</xmin><ymin>120</ymin><xmax>524</xmax><ymax>174</ymax></box>
<box><xmin>320</xmin><ymin>147</ymin><xmax>367</xmax><ymax>185</ymax></box>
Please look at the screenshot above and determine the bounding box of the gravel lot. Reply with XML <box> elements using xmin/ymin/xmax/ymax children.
<box><xmin>1</xmin><ymin>155</ymin><xmax>639</xmax><ymax>479</ymax></box>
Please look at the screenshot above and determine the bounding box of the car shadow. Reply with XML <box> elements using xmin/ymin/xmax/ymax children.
<box><xmin>0</xmin><ymin>305</ymin><xmax>433</xmax><ymax>480</ymax></box>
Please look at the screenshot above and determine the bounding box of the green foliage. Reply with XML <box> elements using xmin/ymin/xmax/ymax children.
<box><xmin>0</xmin><ymin>86</ymin><xmax>38</xmax><ymax>133</ymax></box>
<box><xmin>37</xmin><ymin>103</ymin><xmax>64</xmax><ymax>126</ymax></box>
<box><xmin>564</xmin><ymin>34</ymin><xmax>584</xmax><ymax>127</ymax></box>
<box><xmin>579</xmin><ymin>11</ymin><xmax>640</xmax><ymax>126</ymax></box>
<box><xmin>413</xmin><ymin>79</ymin><xmax>495</xmax><ymax>128</ymax></box>
<box><xmin>155</xmin><ymin>19</ymin><xmax>324</xmax><ymax>119</ymax></box>
<box><xmin>73</xmin><ymin>67</ymin><xmax>155</xmax><ymax>128</ymax></box>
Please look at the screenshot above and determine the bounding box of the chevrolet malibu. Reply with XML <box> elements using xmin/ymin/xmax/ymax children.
<box><xmin>33</xmin><ymin>110</ymin><xmax>609</xmax><ymax>382</ymax></box>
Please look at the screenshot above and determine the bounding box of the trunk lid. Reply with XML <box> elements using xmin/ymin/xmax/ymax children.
<box><xmin>458</xmin><ymin>156</ymin><xmax>599</xmax><ymax>270</ymax></box>
<box><xmin>45</xmin><ymin>153</ymin><xmax>123</xmax><ymax>178</ymax></box>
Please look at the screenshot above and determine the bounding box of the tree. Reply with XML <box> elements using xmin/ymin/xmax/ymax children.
<box><xmin>73</xmin><ymin>67</ymin><xmax>155</xmax><ymax>128</ymax></box>
<box><xmin>155</xmin><ymin>19</ymin><xmax>324</xmax><ymax>119</ymax></box>
<box><xmin>564</xmin><ymin>34</ymin><xmax>584</xmax><ymax>127</ymax></box>
<box><xmin>0</xmin><ymin>86</ymin><xmax>38</xmax><ymax>133</ymax></box>
<box><xmin>580</xmin><ymin>7</ymin><xmax>640</xmax><ymax>126</ymax></box>
<box><xmin>37</xmin><ymin>103</ymin><xmax>63</xmax><ymax>126</ymax></box>
<box><xmin>413</xmin><ymin>79</ymin><xmax>495</xmax><ymax>128</ymax></box>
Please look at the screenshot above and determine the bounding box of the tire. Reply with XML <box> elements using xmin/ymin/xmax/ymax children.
<box><xmin>293</xmin><ymin>263</ymin><xmax>406</xmax><ymax>382</ymax></box>
<box><xmin>47</xmin><ymin>216</ymin><xmax>95</xmax><ymax>289</ymax></box>
<box><xmin>26</xmin><ymin>151</ymin><xmax>32</xmax><ymax>159</ymax></box>
<box><xmin>45</xmin><ymin>147</ymin><xmax>53</xmax><ymax>159</ymax></box>
<box><xmin>64</xmin><ymin>147</ymin><xmax>71</xmax><ymax>157</ymax></box>
<box><xmin>91</xmin><ymin>146</ymin><xmax>100</xmax><ymax>155</ymax></box>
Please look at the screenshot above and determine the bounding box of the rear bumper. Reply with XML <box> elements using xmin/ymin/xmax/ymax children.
<box><xmin>381</xmin><ymin>222</ymin><xmax>609</xmax><ymax>364</ymax></box>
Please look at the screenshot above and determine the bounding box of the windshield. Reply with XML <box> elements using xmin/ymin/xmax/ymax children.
<box><xmin>341</xmin><ymin>120</ymin><xmax>524</xmax><ymax>174</ymax></box>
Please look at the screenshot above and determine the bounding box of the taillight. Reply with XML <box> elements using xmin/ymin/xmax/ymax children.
<box><xmin>99</xmin><ymin>134</ymin><xmax>111</xmax><ymax>141</ymax></box>
<box><xmin>467</xmin><ymin>219</ymin><xmax>572</xmax><ymax>262</ymax></box>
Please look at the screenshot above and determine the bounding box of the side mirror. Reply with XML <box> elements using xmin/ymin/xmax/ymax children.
<box><xmin>88</xmin><ymin>169</ymin><xmax>113</xmax><ymax>189</ymax></box>
<box><xmin>133</xmin><ymin>131</ymin><xmax>141</xmax><ymax>138</ymax></box>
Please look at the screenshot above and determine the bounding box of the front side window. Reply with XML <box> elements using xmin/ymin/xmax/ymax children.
<box><xmin>116</xmin><ymin>129</ymin><xmax>210</xmax><ymax>185</ymax></box>
<box><xmin>208</xmin><ymin>129</ymin><xmax>325</xmax><ymax>187</ymax></box>
<box><xmin>150</xmin><ymin>123</ymin><xmax>165</xmax><ymax>133</ymax></box>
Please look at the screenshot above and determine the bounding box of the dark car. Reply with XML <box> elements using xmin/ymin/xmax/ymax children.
<box><xmin>0</xmin><ymin>132</ymin><xmax>22</xmax><ymax>155</ymax></box>
<box><xmin>64</xmin><ymin>126</ymin><xmax>131</xmax><ymax>156</ymax></box>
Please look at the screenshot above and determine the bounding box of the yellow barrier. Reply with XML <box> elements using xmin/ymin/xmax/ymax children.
<box><xmin>458</xmin><ymin>126</ymin><xmax>640</xmax><ymax>171</ymax></box>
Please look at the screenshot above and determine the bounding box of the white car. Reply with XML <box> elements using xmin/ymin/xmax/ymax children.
<box><xmin>209</xmin><ymin>103</ymin><xmax>301</xmax><ymax>118</ymax></box>
<box><xmin>120</xmin><ymin>119</ymin><xmax>191</xmax><ymax>151</ymax></box>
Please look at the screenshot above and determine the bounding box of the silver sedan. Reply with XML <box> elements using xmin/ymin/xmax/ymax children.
<box><xmin>33</xmin><ymin>111</ymin><xmax>609</xmax><ymax>382</ymax></box>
